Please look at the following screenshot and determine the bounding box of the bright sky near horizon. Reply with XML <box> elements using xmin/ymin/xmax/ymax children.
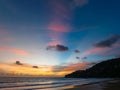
<box><xmin>0</xmin><ymin>0</ymin><xmax>120</xmax><ymax>76</ymax></box>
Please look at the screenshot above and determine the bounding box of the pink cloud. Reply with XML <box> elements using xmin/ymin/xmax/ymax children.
<box><xmin>82</xmin><ymin>40</ymin><xmax>120</xmax><ymax>57</ymax></box>
<box><xmin>53</xmin><ymin>62</ymin><xmax>93</xmax><ymax>73</ymax></box>
<box><xmin>48</xmin><ymin>22</ymin><xmax>70</xmax><ymax>32</ymax></box>
<box><xmin>48</xmin><ymin>40</ymin><xmax>61</xmax><ymax>46</ymax></box>
<box><xmin>48</xmin><ymin>1</ymin><xmax>71</xmax><ymax>32</ymax></box>
<box><xmin>47</xmin><ymin>31</ymin><xmax>64</xmax><ymax>46</ymax></box>
<box><xmin>63</xmin><ymin>62</ymin><xmax>91</xmax><ymax>71</ymax></box>
<box><xmin>0</xmin><ymin>47</ymin><xmax>30</xmax><ymax>56</ymax></box>
<box><xmin>47</xmin><ymin>1</ymin><xmax>71</xmax><ymax>45</ymax></box>
<box><xmin>102</xmin><ymin>49</ymin><xmax>120</xmax><ymax>56</ymax></box>
<box><xmin>101</xmin><ymin>40</ymin><xmax>120</xmax><ymax>56</ymax></box>
<box><xmin>82</xmin><ymin>47</ymin><xmax>110</xmax><ymax>56</ymax></box>
<box><xmin>113</xmin><ymin>40</ymin><xmax>120</xmax><ymax>47</ymax></box>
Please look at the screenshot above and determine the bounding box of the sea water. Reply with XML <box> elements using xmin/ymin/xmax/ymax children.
<box><xmin>0</xmin><ymin>77</ymin><xmax>111</xmax><ymax>90</ymax></box>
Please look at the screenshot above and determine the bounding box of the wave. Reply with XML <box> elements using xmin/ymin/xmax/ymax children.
<box><xmin>0</xmin><ymin>77</ymin><xmax>111</xmax><ymax>90</ymax></box>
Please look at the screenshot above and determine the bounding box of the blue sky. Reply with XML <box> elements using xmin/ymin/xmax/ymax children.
<box><xmin>0</xmin><ymin>0</ymin><xmax>120</xmax><ymax>76</ymax></box>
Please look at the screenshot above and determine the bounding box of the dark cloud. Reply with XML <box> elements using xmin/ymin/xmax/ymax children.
<box><xmin>94</xmin><ymin>34</ymin><xmax>120</xmax><ymax>48</ymax></box>
<box><xmin>16</xmin><ymin>61</ymin><xmax>22</xmax><ymax>65</ymax></box>
<box><xmin>56</xmin><ymin>45</ymin><xmax>69</xmax><ymax>51</ymax></box>
<box><xmin>46</xmin><ymin>44</ymin><xmax>69</xmax><ymax>52</ymax></box>
<box><xmin>32</xmin><ymin>66</ymin><xmax>39</xmax><ymax>69</ymax></box>
<box><xmin>76</xmin><ymin>57</ymin><xmax>80</xmax><ymax>59</ymax></box>
<box><xmin>74</xmin><ymin>49</ymin><xmax>80</xmax><ymax>53</ymax></box>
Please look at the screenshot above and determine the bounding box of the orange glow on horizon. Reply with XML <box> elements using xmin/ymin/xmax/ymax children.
<box><xmin>0</xmin><ymin>61</ymin><xmax>89</xmax><ymax>77</ymax></box>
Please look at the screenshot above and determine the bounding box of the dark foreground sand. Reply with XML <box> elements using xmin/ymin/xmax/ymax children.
<box><xmin>64</xmin><ymin>79</ymin><xmax>120</xmax><ymax>90</ymax></box>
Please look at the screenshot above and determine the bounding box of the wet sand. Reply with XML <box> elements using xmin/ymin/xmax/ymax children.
<box><xmin>64</xmin><ymin>79</ymin><xmax>120</xmax><ymax>90</ymax></box>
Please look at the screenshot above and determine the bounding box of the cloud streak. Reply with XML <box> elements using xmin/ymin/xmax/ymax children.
<box><xmin>48</xmin><ymin>0</ymin><xmax>71</xmax><ymax>32</ymax></box>
<box><xmin>53</xmin><ymin>62</ymin><xmax>95</xmax><ymax>73</ymax></box>
<box><xmin>48</xmin><ymin>22</ymin><xmax>71</xmax><ymax>32</ymax></box>
<box><xmin>0</xmin><ymin>47</ymin><xmax>30</xmax><ymax>56</ymax></box>
<box><xmin>82</xmin><ymin>47</ymin><xmax>110</xmax><ymax>56</ymax></box>
<box><xmin>94</xmin><ymin>34</ymin><xmax>120</xmax><ymax>48</ymax></box>
<box><xmin>47</xmin><ymin>44</ymin><xmax>69</xmax><ymax>52</ymax></box>
<box><xmin>82</xmin><ymin>35</ymin><xmax>120</xmax><ymax>57</ymax></box>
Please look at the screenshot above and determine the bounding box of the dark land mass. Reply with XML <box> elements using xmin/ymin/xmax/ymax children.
<box><xmin>65</xmin><ymin>58</ymin><xmax>120</xmax><ymax>78</ymax></box>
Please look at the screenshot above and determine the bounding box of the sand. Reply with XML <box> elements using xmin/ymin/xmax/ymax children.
<box><xmin>64</xmin><ymin>79</ymin><xmax>120</xmax><ymax>90</ymax></box>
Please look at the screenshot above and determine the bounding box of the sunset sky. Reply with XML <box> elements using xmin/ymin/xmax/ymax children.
<box><xmin>0</xmin><ymin>0</ymin><xmax>120</xmax><ymax>77</ymax></box>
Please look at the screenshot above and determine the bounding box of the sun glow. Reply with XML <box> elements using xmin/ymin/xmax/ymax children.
<box><xmin>0</xmin><ymin>63</ymin><xmax>74</xmax><ymax>77</ymax></box>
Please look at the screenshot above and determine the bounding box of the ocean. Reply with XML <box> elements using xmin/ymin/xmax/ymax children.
<box><xmin>0</xmin><ymin>77</ymin><xmax>111</xmax><ymax>90</ymax></box>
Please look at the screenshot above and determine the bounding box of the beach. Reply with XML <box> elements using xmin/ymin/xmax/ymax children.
<box><xmin>64</xmin><ymin>79</ymin><xmax>120</xmax><ymax>90</ymax></box>
<box><xmin>0</xmin><ymin>77</ymin><xmax>116</xmax><ymax>90</ymax></box>
<box><xmin>0</xmin><ymin>77</ymin><xmax>120</xmax><ymax>90</ymax></box>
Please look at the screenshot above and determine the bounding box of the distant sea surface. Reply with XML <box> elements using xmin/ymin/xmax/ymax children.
<box><xmin>0</xmin><ymin>77</ymin><xmax>112</xmax><ymax>90</ymax></box>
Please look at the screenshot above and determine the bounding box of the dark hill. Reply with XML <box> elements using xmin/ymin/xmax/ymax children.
<box><xmin>65</xmin><ymin>58</ymin><xmax>120</xmax><ymax>78</ymax></box>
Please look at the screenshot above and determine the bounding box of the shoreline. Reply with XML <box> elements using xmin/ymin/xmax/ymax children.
<box><xmin>0</xmin><ymin>78</ymin><xmax>120</xmax><ymax>90</ymax></box>
<box><xmin>63</xmin><ymin>79</ymin><xmax>120</xmax><ymax>90</ymax></box>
